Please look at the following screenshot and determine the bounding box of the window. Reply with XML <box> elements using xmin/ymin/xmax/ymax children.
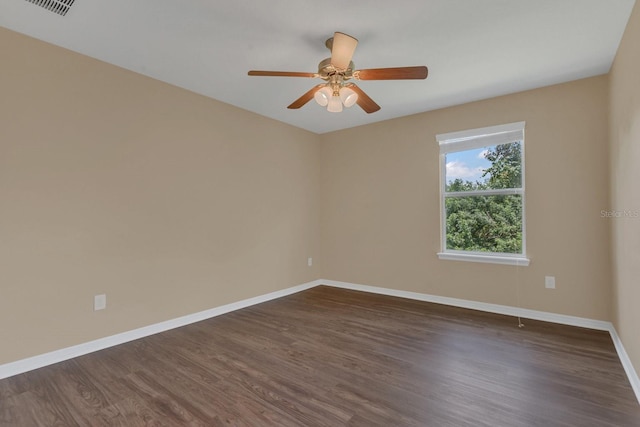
<box><xmin>436</xmin><ymin>122</ymin><xmax>529</xmax><ymax>266</ymax></box>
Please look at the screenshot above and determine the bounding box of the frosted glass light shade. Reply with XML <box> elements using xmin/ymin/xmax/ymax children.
<box><xmin>339</xmin><ymin>87</ymin><xmax>358</xmax><ymax>107</ymax></box>
<box><xmin>314</xmin><ymin>87</ymin><xmax>332</xmax><ymax>106</ymax></box>
<box><xmin>327</xmin><ymin>95</ymin><xmax>343</xmax><ymax>112</ymax></box>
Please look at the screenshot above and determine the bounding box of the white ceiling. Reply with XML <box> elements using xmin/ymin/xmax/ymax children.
<box><xmin>0</xmin><ymin>0</ymin><xmax>635</xmax><ymax>134</ymax></box>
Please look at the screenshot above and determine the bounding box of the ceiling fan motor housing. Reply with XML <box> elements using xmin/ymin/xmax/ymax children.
<box><xmin>317</xmin><ymin>58</ymin><xmax>355</xmax><ymax>81</ymax></box>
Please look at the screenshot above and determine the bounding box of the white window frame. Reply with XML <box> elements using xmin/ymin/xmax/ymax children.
<box><xmin>436</xmin><ymin>121</ymin><xmax>529</xmax><ymax>266</ymax></box>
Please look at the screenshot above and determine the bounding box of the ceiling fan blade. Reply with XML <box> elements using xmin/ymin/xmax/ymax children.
<box><xmin>330</xmin><ymin>32</ymin><xmax>358</xmax><ymax>70</ymax></box>
<box><xmin>345</xmin><ymin>83</ymin><xmax>381</xmax><ymax>114</ymax></box>
<box><xmin>287</xmin><ymin>85</ymin><xmax>325</xmax><ymax>109</ymax></box>
<box><xmin>248</xmin><ymin>71</ymin><xmax>317</xmax><ymax>78</ymax></box>
<box><xmin>355</xmin><ymin>66</ymin><xmax>428</xmax><ymax>80</ymax></box>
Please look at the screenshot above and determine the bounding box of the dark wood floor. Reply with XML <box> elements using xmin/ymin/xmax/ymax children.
<box><xmin>1</xmin><ymin>286</ymin><xmax>639</xmax><ymax>426</ymax></box>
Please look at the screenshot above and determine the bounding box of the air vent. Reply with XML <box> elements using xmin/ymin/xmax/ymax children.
<box><xmin>25</xmin><ymin>0</ymin><xmax>75</xmax><ymax>17</ymax></box>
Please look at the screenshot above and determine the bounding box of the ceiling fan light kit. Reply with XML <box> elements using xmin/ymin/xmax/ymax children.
<box><xmin>248</xmin><ymin>32</ymin><xmax>428</xmax><ymax>114</ymax></box>
<box><xmin>313</xmin><ymin>77</ymin><xmax>359</xmax><ymax>112</ymax></box>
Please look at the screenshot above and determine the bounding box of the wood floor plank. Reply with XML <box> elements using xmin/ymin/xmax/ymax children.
<box><xmin>1</xmin><ymin>285</ymin><xmax>639</xmax><ymax>426</ymax></box>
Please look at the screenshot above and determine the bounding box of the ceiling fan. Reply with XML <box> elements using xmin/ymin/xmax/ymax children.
<box><xmin>248</xmin><ymin>32</ymin><xmax>428</xmax><ymax>114</ymax></box>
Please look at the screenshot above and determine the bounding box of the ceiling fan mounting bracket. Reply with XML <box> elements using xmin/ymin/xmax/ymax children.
<box><xmin>325</xmin><ymin>37</ymin><xmax>334</xmax><ymax>51</ymax></box>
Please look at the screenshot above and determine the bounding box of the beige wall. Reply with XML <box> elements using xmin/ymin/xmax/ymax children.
<box><xmin>320</xmin><ymin>76</ymin><xmax>611</xmax><ymax>320</ymax></box>
<box><xmin>610</xmin><ymin>2</ymin><xmax>640</xmax><ymax>379</ymax></box>
<box><xmin>0</xmin><ymin>28</ymin><xmax>321</xmax><ymax>364</ymax></box>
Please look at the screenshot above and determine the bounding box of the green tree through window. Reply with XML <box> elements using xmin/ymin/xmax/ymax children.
<box><xmin>437</xmin><ymin>122</ymin><xmax>526</xmax><ymax>264</ymax></box>
<box><xmin>444</xmin><ymin>142</ymin><xmax>523</xmax><ymax>254</ymax></box>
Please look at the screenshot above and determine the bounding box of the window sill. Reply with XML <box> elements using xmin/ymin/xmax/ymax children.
<box><xmin>437</xmin><ymin>252</ymin><xmax>530</xmax><ymax>266</ymax></box>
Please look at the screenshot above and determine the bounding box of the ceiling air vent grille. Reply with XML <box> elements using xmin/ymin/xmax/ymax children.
<box><xmin>25</xmin><ymin>0</ymin><xmax>75</xmax><ymax>16</ymax></box>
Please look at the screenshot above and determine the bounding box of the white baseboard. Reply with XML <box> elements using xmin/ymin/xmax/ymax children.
<box><xmin>2</xmin><ymin>277</ymin><xmax>638</xmax><ymax>406</ymax></box>
<box><xmin>321</xmin><ymin>279</ymin><xmax>612</xmax><ymax>330</ymax></box>
<box><xmin>0</xmin><ymin>279</ymin><xmax>322</xmax><ymax>380</ymax></box>
<box><xmin>320</xmin><ymin>279</ymin><xmax>640</xmax><ymax>405</ymax></box>
<box><xmin>609</xmin><ymin>327</ymin><xmax>640</xmax><ymax>405</ymax></box>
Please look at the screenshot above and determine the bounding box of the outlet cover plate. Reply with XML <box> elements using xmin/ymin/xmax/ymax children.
<box><xmin>545</xmin><ymin>276</ymin><xmax>556</xmax><ymax>289</ymax></box>
<box><xmin>94</xmin><ymin>294</ymin><xmax>107</xmax><ymax>311</ymax></box>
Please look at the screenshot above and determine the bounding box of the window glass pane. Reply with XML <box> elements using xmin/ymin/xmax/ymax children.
<box><xmin>445</xmin><ymin>194</ymin><xmax>522</xmax><ymax>254</ymax></box>
<box><xmin>445</xmin><ymin>141</ymin><xmax>522</xmax><ymax>191</ymax></box>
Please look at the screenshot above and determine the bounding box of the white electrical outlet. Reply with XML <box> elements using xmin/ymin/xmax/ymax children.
<box><xmin>94</xmin><ymin>294</ymin><xmax>107</xmax><ymax>311</ymax></box>
<box><xmin>308</xmin><ymin>257</ymin><xmax>313</xmax><ymax>267</ymax></box>
<box><xmin>545</xmin><ymin>276</ymin><xmax>556</xmax><ymax>289</ymax></box>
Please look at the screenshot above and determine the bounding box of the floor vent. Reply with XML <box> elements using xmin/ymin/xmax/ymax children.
<box><xmin>25</xmin><ymin>0</ymin><xmax>75</xmax><ymax>17</ymax></box>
